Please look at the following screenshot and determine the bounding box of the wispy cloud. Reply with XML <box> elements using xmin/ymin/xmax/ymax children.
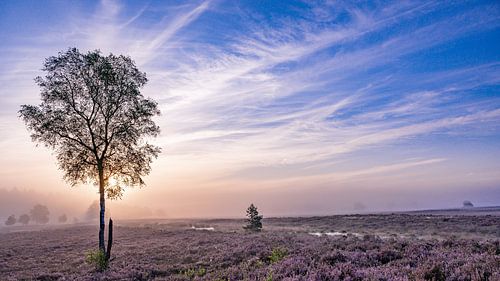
<box><xmin>146</xmin><ymin>2</ymin><xmax>500</xmax><ymax>174</ymax></box>
<box><xmin>1</xmin><ymin>0</ymin><xmax>499</xmax><ymax>214</ymax></box>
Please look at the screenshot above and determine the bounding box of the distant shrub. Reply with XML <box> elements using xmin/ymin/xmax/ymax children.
<box><xmin>4</xmin><ymin>215</ymin><xmax>16</xmax><ymax>226</ymax></box>
<box><xmin>18</xmin><ymin>214</ymin><xmax>30</xmax><ymax>225</ymax></box>
<box><xmin>30</xmin><ymin>204</ymin><xmax>50</xmax><ymax>224</ymax></box>
<box><xmin>85</xmin><ymin>249</ymin><xmax>108</xmax><ymax>272</ymax></box>
<box><xmin>268</xmin><ymin>247</ymin><xmax>288</xmax><ymax>264</ymax></box>
<box><xmin>58</xmin><ymin>214</ymin><xmax>67</xmax><ymax>223</ymax></box>
<box><xmin>243</xmin><ymin>203</ymin><xmax>263</xmax><ymax>232</ymax></box>
<box><xmin>463</xmin><ymin>200</ymin><xmax>474</xmax><ymax>208</ymax></box>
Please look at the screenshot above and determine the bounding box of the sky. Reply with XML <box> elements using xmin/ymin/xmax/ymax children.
<box><xmin>0</xmin><ymin>0</ymin><xmax>499</xmax><ymax>220</ymax></box>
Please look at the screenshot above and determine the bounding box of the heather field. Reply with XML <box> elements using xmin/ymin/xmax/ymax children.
<box><xmin>1</xmin><ymin>211</ymin><xmax>499</xmax><ymax>281</ymax></box>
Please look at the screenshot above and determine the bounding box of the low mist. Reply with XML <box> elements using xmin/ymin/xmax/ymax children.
<box><xmin>2</xmin><ymin>183</ymin><xmax>498</xmax><ymax>223</ymax></box>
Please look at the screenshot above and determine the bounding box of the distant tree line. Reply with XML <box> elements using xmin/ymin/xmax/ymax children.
<box><xmin>3</xmin><ymin>204</ymin><xmax>69</xmax><ymax>226</ymax></box>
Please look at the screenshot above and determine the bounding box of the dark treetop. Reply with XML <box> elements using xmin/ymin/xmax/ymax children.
<box><xmin>19</xmin><ymin>48</ymin><xmax>161</xmax><ymax>199</ymax></box>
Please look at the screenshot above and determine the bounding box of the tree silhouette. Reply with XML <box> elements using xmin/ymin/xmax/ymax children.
<box><xmin>463</xmin><ymin>200</ymin><xmax>474</xmax><ymax>208</ymax></box>
<box><xmin>30</xmin><ymin>204</ymin><xmax>50</xmax><ymax>224</ymax></box>
<box><xmin>19</xmin><ymin>48</ymin><xmax>161</xmax><ymax>263</ymax></box>
<box><xmin>58</xmin><ymin>214</ymin><xmax>68</xmax><ymax>223</ymax></box>
<box><xmin>243</xmin><ymin>203</ymin><xmax>263</xmax><ymax>232</ymax></box>
<box><xmin>5</xmin><ymin>215</ymin><xmax>16</xmax><ymax>226</ymax></box>
<box><xmin>18</xmin><ymin>214</ymin><xmax>30</xmax><ymax>225</ymax></box>
<box><xmin>85</xmin><ymin>200</ymin><xmax>100</xmax><ymax>221</ymax></box>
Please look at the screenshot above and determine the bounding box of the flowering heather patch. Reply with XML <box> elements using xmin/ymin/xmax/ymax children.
<box><xmin>0</xmin><ymin>215</ymin><xmax>498</xmax><ymax>280</ymax></box>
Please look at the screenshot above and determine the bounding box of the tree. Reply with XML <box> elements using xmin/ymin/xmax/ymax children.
<box><xmin>30</xmin><ymin>204</ymin><xmax>50</xmax><ymax>224</ymax></box>
<box><xmin>58</xmin><ymin>214</ymin><xmax>68</xmax><ymax>223</ymax></box>
<box><xmin>19</xmin><ymin>214</ymin><xmax>30</xmax><ymax>225</ymax></box>
<box><xmin>5</xmin><ymin>215</ymin><xmax>16</xmax><ymax>226</ymax></box>
<box><xmin>19</xmin><ymin>48</ymin><xmax>161</xmax><ymax>264</ymax></box>
<box><xmin>463</xmin><ymin>200</ymin><xmax>474</xmax><ymax>208</ymax></box>
<box><xmin>243</xmin><ymin>203</ymin><xmax>263</xmax><ymax>232</ymax></box>
<box><xmin>85</xmin><ymin>200</ymin><xmax>100</xmax><ymax>221</ymax></box>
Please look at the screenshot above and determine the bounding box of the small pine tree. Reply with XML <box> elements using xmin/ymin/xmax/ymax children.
<box><xmin>244</xmin><ymin>203</ymin><xmax>263</xmax><ymax>232</ymax></box>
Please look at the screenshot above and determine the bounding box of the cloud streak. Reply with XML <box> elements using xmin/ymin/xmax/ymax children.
<box><xmin>1</xmin><ymin>0</ymin><xmax>499</xmax><ymax>215</ymax></box>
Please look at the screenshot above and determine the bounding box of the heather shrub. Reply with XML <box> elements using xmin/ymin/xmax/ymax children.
<box><xmin>376</xmin><ymin>249</ymin><xmax>402</xmax><ymax>264</ymax></box>
<box><xmin>85</xmin><ymin>249</ymin><xmax>108</xmax><ymax>272</ymax></box>
<box><xmin>443</xmin><ymin>237</ymin><xmax>456</xmax><ymax>248</ymax></box>
<box><xmin>322</xmin><ymin>251</ymin><xmax>347</xmax><ymax>265</ymax></box>
<box><xmin>274</xmin><ymin>256</ymin><xmax>309</xmax><ymax>276</ymax></box>
<box><xmin>35</xmin><ymin>273</ymin><xmax>63</xmax><ymax>281</ymax></box>
<box><xmin>424</xmin><ymin>265</ymin><xmax>446</xmax><ymax>281</ymax></box>
<box><xmin>247</xmin><ymin>256</ymin><xmax>265</xmax><ymax>268</ymax></box>
<box><xmin>2</xmin><ymin>214</ymin><xmax>499</xmax><ymax>280</ymax></box>
<box><xmin>495</xmin><ymin>241</ymin><xmax>500</xmax><ymax>255</ymax></box>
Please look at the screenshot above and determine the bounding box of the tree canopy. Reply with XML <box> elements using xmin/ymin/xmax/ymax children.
<box><xmin>18</xmin><ymin>214</ymin><xmax>30</xmax><ymax>225</ymax></box>
<box><xmin>30</xmin><ymin>204</ymin><xmax>50</xmax><ymax>224</ymax></box>
<box><xmin>4</xmin><ymin>215</ymin><xmax>16</xmax><ymax>226</ymax></box>
<box><xmin>19</xmin><ymin>48</ymin><xmax>161</xmax><ymax>199</ymax></box>
<box><xmin>58</xmin><ymin>214</ymin><xmax>68</xmax><ymax>223</ymax></box>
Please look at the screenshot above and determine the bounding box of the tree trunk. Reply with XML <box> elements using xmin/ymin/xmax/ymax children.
<box><xmin>98</xmin><ymin>166</ymin><xmax>106</xmax><ymax>252</ymax></box>
<box><xmin>98</xmin><ymin>165</ymin><xmax>113</xmax><ymax>264</ymax></box>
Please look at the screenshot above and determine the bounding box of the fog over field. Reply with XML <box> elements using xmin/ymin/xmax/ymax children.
<box><xmin>0</xmin><ymin>186</ymin><xmax>499</xmax><ymax>223</ymax></box>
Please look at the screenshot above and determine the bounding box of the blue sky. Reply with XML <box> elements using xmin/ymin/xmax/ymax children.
<box><xmin>0</xmin><ymin>0</ymin><xmax>499</xmax><ymax>218</ymax></box>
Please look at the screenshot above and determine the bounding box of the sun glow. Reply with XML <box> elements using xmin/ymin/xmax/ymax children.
<box><xmin>108</xmin><ymin>177</ymin><xmax>118</xmax><ymax>187</ymax></box>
